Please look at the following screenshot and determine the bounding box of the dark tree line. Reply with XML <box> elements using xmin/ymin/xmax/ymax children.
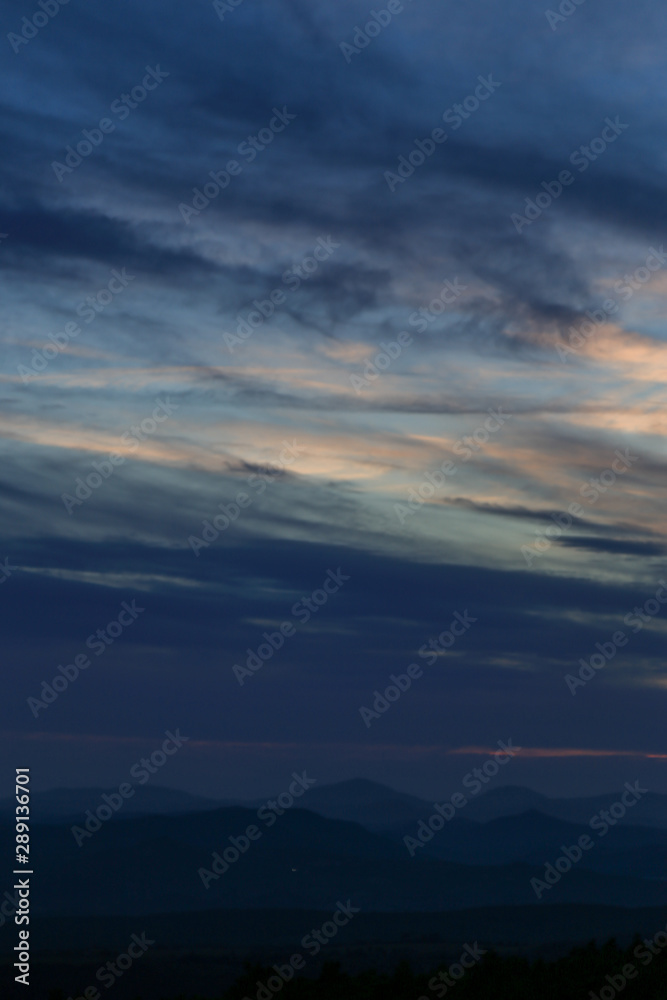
<box><xmin>46</xmin><ymin>937</ymin><xmax>667</xmax><ymax>1000</ymax></box>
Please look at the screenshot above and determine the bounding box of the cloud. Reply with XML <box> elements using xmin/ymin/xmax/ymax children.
<box><xmin>3</xmin><ymin>0</ymin><xmax>667</xmax><ymax>795</ymax></box>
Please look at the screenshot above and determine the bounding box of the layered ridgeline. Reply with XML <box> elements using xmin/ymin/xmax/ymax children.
<box><xmin>1</xmin><ymin>780</ymin><xmax>667</xmax><ymax>918</ymax></box>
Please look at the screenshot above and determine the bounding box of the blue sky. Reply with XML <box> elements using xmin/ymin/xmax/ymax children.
<box><xmin>2</xmin><ymin>0</ymin><xmax>667</xmax><ymax>798</ymax></box>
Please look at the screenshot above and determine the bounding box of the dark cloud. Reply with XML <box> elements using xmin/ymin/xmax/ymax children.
<box><xmin>556</xmin><ymin>537</ymin><xmax>667</xmax><ymax>557</ymax></box>
<box><xmin>0</xmin><ymin>204</ymin><xmax>217</xmax><ymax>279</ymax></box>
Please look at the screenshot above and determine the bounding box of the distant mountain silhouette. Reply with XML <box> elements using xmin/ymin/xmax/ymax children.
<box><xmin>0</xmin><ymin>785</ymin><xmax>222</xmax><ymax>822</ymax></box>
<box><xmin>383</xmin><ymin>808</ymin><xmax>667</xmax><ymax>876</ymax></box>
<box><xmin>15</xmin><ymin>779</ymin><xmax>667</xmax><ymax>831</ymax></box>
<box><xmin>460</xmin><ymin>784</ymin><xmax>549</xmax><ymax>820</ymax></box>
<box><xmin>6</xmin><ymin>804</ymin><xmax>667</xmax><ymax>917</ymax></box>
<box><xmin>461</xmin><ymin>784</ymin><xmax>667</xmax><ymax>829</ymax></box>
<box><xmin>248</xmin><ymin>778</ymin><xmax>430</xmax><ymax>830</ymax></box>
<box><xmin>280</xmin><ymin>779</ymin><xmax>667</xmax><ymax>832</ymax></box>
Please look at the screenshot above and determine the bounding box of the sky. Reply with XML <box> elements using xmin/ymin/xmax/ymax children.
<box><xmin>1</xmin><ymin>0</ymin><xmax>666</xmax><ymax>800</ymax></box>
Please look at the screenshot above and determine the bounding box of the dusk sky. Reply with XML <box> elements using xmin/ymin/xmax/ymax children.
<box><xmin>2</xmin><ymin>0</ymin><xmax>667</xmax><ymax>800</ymax></box>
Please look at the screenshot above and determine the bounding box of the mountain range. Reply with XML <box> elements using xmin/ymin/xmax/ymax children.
<box><xmin>7</xmin><ymin>777</ymin><xmax>667</xmax><ymax>828</ymax></box>
<box><xmin>2</xmin><ymin>779</ymin><xmax>667</xmax><ymax>918</ymax></box>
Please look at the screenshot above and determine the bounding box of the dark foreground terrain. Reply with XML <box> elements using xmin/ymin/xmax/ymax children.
<box><xmin>4</xmin><ymin>905</ymin><xmax>667</xmax><ymax>999</ymax></box>
<box><xmin>4</xmin><ymin>787</ymin><xmax>667</xmax><ymax>997</ymax></box>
